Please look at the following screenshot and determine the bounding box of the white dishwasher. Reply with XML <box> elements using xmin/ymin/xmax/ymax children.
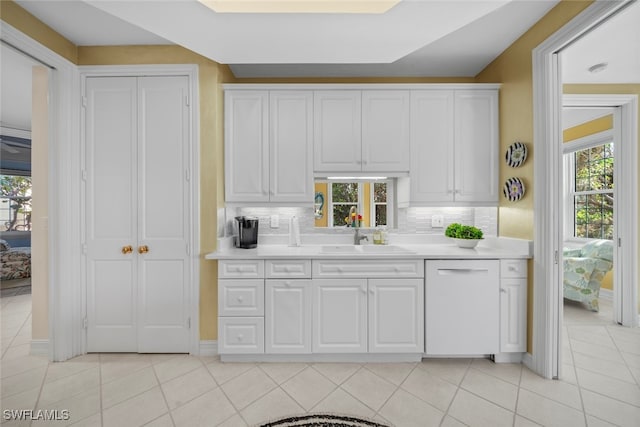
<box><xmin>425</xmin><ymin>260</ymin><xmax>499</xmax><ymax>355</ymax></box>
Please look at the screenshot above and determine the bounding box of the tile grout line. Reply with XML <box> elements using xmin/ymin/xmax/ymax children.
<box><xmin>438</xmin><ymin>359</ymin><xmax>472</xmax><ymax>426</ymax></box>
<box><xmin>150</xmin><ymin>356</ymin><xmax>178</xmax><ymax>427</ymax></box>
<box><xmin>605</xmin><ymin>324</ymin><xmax>640</xmax><ymax>388</ymax></box>
<box><xmin>566</xmin><ymin>320</ymin><xmax>597</xmax><ymax>427</ymax></box>
<box><xmin>99</xmin><ymin>353</ymin><xmax>105</xmax><ymax>427</ymax></box>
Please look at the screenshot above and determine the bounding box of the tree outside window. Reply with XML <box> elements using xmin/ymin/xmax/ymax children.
<box><xmin>572</xmin><ymin>142</ymin><xmax>614</xmax><ymax>239</ymax></box>
<box><xmin>0</xmin><ymin>175</ymin><xmax>32</xmax><ymax>231</ymax></box>
<box><xmin>331</xmin><ymin>182</ymin><xmax>359</xmax><ymax>227</ymax></box>
<box><xmin>373</xmin><ymin>182</ymin><xmax>387</xmax><ymax>227</ymax></box>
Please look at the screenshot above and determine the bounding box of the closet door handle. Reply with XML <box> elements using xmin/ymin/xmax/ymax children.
<box><xmin>138</xmin><ymin>245</ymin><xmax>149</xmax><ymax>254</ymax></box>
<box><xmin>121</xmin><ymin>245</ymin><xmax>133</xmax><ymax>254</ymax></box>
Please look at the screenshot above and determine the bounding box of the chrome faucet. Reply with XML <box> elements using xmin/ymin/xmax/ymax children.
<box><xmin>354</xmin><ymin>228</ymin><xmax>368</xmax><ymax>245</ymax></box>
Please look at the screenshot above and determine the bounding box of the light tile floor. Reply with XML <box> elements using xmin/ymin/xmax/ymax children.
<box><xmin>1</xmin><ymin>288</ymin><xmax>639</xmax><ymax>427</ymax></box>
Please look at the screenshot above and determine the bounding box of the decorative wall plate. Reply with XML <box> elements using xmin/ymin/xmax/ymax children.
<box><xmin>505</xmin><ymin>141</ymin><xmax>527</xmax><ymax>167</ymax></box>
<box><xmin>503</xmin><ymin>177</ymin><xmax>525</xmax><ymax>201</ymax></box>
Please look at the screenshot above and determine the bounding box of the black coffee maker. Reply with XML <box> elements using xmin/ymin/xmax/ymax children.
<box><xmin>235</xmin><ymin>216</ymin><xmax>259</xmax><ymax>249</ymax></box>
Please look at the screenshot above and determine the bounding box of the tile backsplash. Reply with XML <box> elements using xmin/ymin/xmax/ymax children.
<box><xmin>221</xmin><ymin>206</ymin><xmax>497</xmax><ymax>237</ymax></box>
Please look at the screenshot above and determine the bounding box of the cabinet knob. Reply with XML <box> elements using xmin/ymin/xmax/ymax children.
<box><xmin>237</xmin><ymin>334</ymin><xmax>243</xmax><ymax>341</ymax></box>
<box><xmin>285</xmin><ymin>281</ymin><xmax>292</xmax><ymax>287</ymax></box>
<box><xmin>138</xmin><ymin>245</ymin><xmax>149</xmax><ymax>254</ymax></box>
<box><xmin>500</xmin><ymin>288</ymin><xmax>507</xmax><ymax>293</ymax></box>
<box><xmin>237</xmin><ymin>296</ymin><xmax>244</xmax><ymax>302</ymax></box>
<box><xmin>361</xmin><ymin>286</ymin><xmax>367</xmax><ymax>294</ymax></box>
<box><xmin>508</xmin><ymin>265</ymin><xmax>517</xmax><ymax>271</ymax></box>
<box><xmin>121</xmin><ymin>245</ymin><xmax>133</xmax><ymax>255</ymax></box>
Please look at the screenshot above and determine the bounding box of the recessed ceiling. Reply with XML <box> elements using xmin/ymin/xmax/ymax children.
<box><xmin>561</xmin><ymin>0</ymin><xmax>640</xmax><ymax>84</ymax></box>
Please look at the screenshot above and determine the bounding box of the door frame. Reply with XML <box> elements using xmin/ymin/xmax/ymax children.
<box><xmin>562</xmin><ymin>96</ymin><xmax>637</xmax><ymax>329</ymax></box>
<box><xmin>79</xmin><ymin>64</ymin><xmax>201</xmax><ymax>355</ymax></box>
<box><xmin>1</xmin><ymin>22</ymin><xmax>81</xmax><ymax>361</ymax></box>
<box><xmin>532</xmin><ymin>0</ymin><xmax>638</xmax><ymax>379</ymax></box>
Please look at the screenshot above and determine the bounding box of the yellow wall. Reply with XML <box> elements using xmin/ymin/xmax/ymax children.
<box><xmin>563</xmin><ymin>114</ymin><xmax>613</xmax><ymax>142</ymax></box>
<box><xmin>314</xmin><ymin>183</ymin><xmax>328</xmax><ymax>227</ymax></box>
<box><xmin>475</xmin><ymin>0</ymin><xmax>594</xmax><ymax>352</ymax></box>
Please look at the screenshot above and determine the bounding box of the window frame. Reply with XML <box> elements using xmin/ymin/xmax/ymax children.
<box><xmin>369</xmin><ymin>179</ymin><xmax>394</xmax><ymax>228</ymax></box>
<box><xmin>563</xmin><ymin>129</ymin><xmax>614</xmax><ymax>242</ymax></box>
<box><xmin>326</xmin><ymin>181</ymin><xmax>363</xmax><ymax>227</ymax></box>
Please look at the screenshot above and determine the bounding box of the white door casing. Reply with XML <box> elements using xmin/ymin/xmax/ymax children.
<box><xmin>84</xmin><ymin>72</ymin><xmax>196</xmax><ymax>353</ymax></box>
<box><xmin>532</xmin><ymin>0</ymin><xmax>636</xmax><ymax>378</ymax></box>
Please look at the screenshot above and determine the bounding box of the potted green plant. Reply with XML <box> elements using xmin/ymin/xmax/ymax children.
<box><xmin>445</xmin><ymin>223</ymin><xmax>484</xmax><ymax>248</ymax></box>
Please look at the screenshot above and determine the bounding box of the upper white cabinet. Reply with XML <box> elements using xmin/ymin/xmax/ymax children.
<box><xmin>224</xmin><ymin>90</ymin><xmax>313</xmax><ymax>204</ymax></box>
<box><xmin>410</xmin><ymin>89</ymin><xmax>499</xmax><ymax>205</ymax></box>
<box><xmin>314</xmin><ymin>90</ymin><xmax>410</xmax><ymax>173</ymax></box>
<box><xmin>313</xmin><ymin>91</ymin><xmax>362</xmax><ymax>172</ymax></box>
<box><xmin>225</xmin><ymin>91</ymin><xmax>269</xmax><ymax>203</ymax></box>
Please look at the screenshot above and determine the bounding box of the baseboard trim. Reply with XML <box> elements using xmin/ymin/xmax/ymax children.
<box><xmin>599</xmin><ymin>288</ymin><xmax>613</xmax><ymax>301</ymax></box>
<box><xmin>522</xmin><ymin>352</ymin><xmax>533</xmax><ymax>371</ymax></box>
<box><xmin>199</xmin><ymin>340</ymin><xmax>218</xmax><ymax>356</ymax></box>
<box><xmin>30</xmin><ymin>339</ymin><xmax>48</xmax><ymax>357</ymax></box>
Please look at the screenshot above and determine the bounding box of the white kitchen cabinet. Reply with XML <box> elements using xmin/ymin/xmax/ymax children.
<box><xmin>368</xmin><ymin>279</ymin><xmax>424</xmax><ymax>353</ymax></box>
<box><xmin>265</xmin><ymin>279</ymin><xmax>312</xmax><ymax>353</ymax></box>
<box><xmin>454</xmin><ymin>90</ymin><xmax>499</xmax><ymax>203</ymax></box>
<box><xmin>410</xmin><ymin>89</ymin><xmax>498</xmax><ymax>205</ymax></box>
<box><xmin>270</xmin><ymin>91</ymin><xmax>314</xmax><ymax>203</ymax></box>
<box><xmin>314</xmin><ymin>91</ymin><xmax>362</xmax><ymax>172</ymax></box>
<box><xmin>224</xmin><ymin>90</ymin><xmax>313</xmax><ymax>203</ymax></box>
<box><xmin>224</xmin><ymin>91</ymin><xmax>269</xmax><ymax>203</ymax></box>
<box><xmin>218</xmin><ymin>260</ymin><xmax>265</xmax><ymax>355</ymax></box>
<box><xmin>314</xmin><ymin>90</ymin><xmax>410</xmax><ymax>173</ymax></box>
<box><xmin>313</xmin><ymin>279</ymin><xmax>368</xmax><ymax>353</ymax></box>
<box><xmin>361</xmin><ymin>90</ymin><xmax>410</xmax><ymax>172</ymax></box>
<box><xmin>499</xmin><ymin>260</ymin><xmax>527</xmax><ymax>353</ymax></box>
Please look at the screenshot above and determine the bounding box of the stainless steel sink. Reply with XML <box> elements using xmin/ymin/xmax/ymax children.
<box><xmin>319</xmin><ymin>245</ymin><xmax>415</xmax><ymax>254</ymax></box>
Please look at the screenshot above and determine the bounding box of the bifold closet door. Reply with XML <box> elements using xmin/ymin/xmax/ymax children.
<box><xmin>86</xmin><ymin>76</ymin><xmax>190</xmax><ymax>353</ymax></box>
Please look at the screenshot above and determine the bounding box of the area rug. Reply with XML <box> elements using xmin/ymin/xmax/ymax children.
<box><xmin>259</xmin><ymin>414</ymin><xmax>391</xmax><ymax>427</ymax></box>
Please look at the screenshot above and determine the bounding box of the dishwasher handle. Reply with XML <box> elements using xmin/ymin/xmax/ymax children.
<box><xmin>436</xmin><ymin>268</ymin><xmax>489</xmax><ymax>275</ymax></box>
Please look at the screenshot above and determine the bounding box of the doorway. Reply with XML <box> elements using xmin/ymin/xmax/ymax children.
<box><xmin>532</xmin><ymin>1</ymin><xmax>639</xmax><ymax>379</ymax></box>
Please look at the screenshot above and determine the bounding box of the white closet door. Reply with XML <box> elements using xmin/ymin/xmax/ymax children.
<box><xmin>86</xmin><ymin>76</ymin><xmax>190</xmax><ymax>353</ymax></box>
<box><xmin>136</xmin><ymin>76</ymin><xmax>190</xmax><ymax>353</ymax></box>
<box><xmin>86</xmin><ymin>77</ymin><xmax>138</xmax><ymax>352</ymax></box>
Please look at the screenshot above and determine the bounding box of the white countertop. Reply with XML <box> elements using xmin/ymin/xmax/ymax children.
<box><xmin>205</xmin><ymin>234</ymin><xmax>532</xmax><ymax>260</ymax></box>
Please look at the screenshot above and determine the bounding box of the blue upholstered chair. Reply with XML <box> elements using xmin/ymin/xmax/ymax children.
<box><xmin>563</xmin><ymin>239</ymin><xmax>613</xmax><ymax>311</ymax></box>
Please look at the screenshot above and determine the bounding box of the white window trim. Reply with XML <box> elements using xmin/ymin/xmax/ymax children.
<box><xmin>369</xmin><ymin>179</ymin><xmax>394</xmax><ymax>228</ymax></box>
<box><xmin>563</xmin><ymin>132</ymin><xmax>614</xmax><ymax>243</ymax></box>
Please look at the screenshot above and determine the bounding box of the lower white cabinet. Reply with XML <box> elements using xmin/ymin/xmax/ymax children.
<box><xmin>312</xmin><ymin>278</ymin><xmax>424</xmax><ymax>354</ymax></box>
<box><xmin>265</xmin><ymin>279</ymin><xmax>312</xmax><ymax>353</ymax></box>
<box><xmin>219</xmin><ymin>317</ymin><xmax>264</xmax><ymax>354</ymax></box>
<box><xmin>368</xmin><ymin>279</ymin><xmax>424</xmax><ymax>353</ymax></box>
<box><xmin>500</xmin><ymin>260</ymin><xmax>527</xmax><ymax>353</ymax></box>
<box><xmin>313</xmin><ymin>279</ymin><xmax>368</xmax><ymax>353</ymax></box>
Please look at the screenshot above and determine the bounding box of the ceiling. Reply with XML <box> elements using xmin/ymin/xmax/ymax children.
<box><xmin>1</xmin><ymin>0</ymin><xmax>639</xmax><ymax>137</ymax></box>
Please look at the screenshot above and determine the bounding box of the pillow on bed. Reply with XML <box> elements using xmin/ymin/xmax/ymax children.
<box><xmin>0</xmin><ymin>239</ymin><xmax>10</xmax><ymax>252</ymax></box>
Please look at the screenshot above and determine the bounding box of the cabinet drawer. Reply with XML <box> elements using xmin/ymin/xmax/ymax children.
<box><xmin>219</xmin><ymin>317</ymin><xmax>264</xmax><ymax>354</ymax></box>
<box><xmin>266</xmin><ymin>260</ymin><xmax>312</xmax><ymax>278</ymax></box>
<box><xmin>219</xmin><ymin>279</ymin><xmax>264</xmax><ymax>316</ymax></box>
<box><xmin>313</xmin><ymin>259</ymin><xmax>424</xmax><ymax>278</ymax></box>
<box><xmin>500</xmin><ymin>259</ymin><xmax>527</xmax><ymax>278</ymax></box>
<box><xmin>219</xmin><ymin>260</ymin><xmax>264</xmax><ymax>278</ymax></box>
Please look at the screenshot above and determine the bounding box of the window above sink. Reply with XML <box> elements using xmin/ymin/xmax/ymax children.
<box><xmin>314</xmin><ymin>178</ymin><xmax>394</xmax><ymax>229</ymax></box>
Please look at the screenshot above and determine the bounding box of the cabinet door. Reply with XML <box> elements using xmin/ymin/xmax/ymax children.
<box><xmin>362</xmin><ymin>91</ymin><xmax>410</xmax><ymax>172</ymax></box>
<box><xmin>224</xmin><ymin>91</ymin><xmax>269</xmax><ymax>202</ymax></box>
<box><xmin>265</xmin><ymin>279</ymin><xmax>312</xmax><ymax>353</ymax></box>
<box><xmin>86</xmin><ymin>76</ymin><xmax>138</xmax><ymax>352</ymax></box>
<box><xmin>454</xmin><ymin>90</ymin><xmax>499</xmax><ymax>203</ymax></box>
<box><xmin>500</xmin><ymin>279</ymin><xmax>527</xmax><ymax>353</ymax></box>
<box><xmin>314</xmin><ymin>91</ymin><xmax>362</xmax><ymax>172</ymax></box>
<box><xmin>368</xmin><ymin>279</ymin><xmax>424</xmax><ymax>353</ymax></box>
<box><xmin>313</xmin><ymin>279</ymin><xmax>367</xmax><ymax>353</ymax></box>
<box><xmin>270</xmin><ymin>91</ymin><xmax>314</xmax><ymax>203</ymax></box>
<box><xmin>410</xmin><ymin>91</ymin><xmax>455</xmax><ymax>203</ymax></box>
